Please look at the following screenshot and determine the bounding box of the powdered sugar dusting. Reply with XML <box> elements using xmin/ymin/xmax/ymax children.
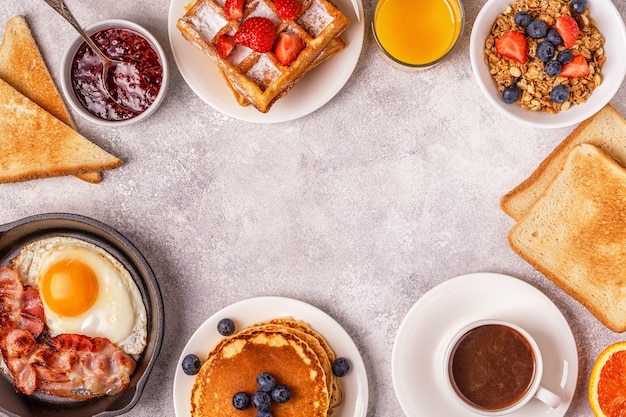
<box><xmin>246</xmin><ymin>54</ymin><xmax>280</xmax><ymax>89</ymax></box>
<box><xmin>298</xmin><ymin>0</ymin><xmax>332</xmax><ymax>37</ymax></box>
<box><xmin>190</xmin><ymin>2</ymin><xmax>228</xmax><ymax>41</ymax></box>
<box><xmin>247</xmin><ymin>0</ymin><xmax>281</xmax><ymax>26</ymax></box>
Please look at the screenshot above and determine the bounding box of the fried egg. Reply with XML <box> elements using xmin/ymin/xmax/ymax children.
<box><xmin>12</xmin><ymin>236</ymin><xmax>147</xmax><ymax>356</ymax></box>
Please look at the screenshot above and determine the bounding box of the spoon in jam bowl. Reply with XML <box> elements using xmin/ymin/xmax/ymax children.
<box><xmin>42</xmin><ymin>0</ymin><xmax>137</xmax><ymax>111</ymax></box>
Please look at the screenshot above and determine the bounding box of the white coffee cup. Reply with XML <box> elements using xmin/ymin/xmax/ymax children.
<box><xmin>443</xmin><ymin>319</ymin><xmax>561</xmax><ymax>415</ymax></box>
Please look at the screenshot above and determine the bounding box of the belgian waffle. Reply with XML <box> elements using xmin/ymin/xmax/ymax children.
<box><xmin>177</xmin><ymin>0</ymin><xmax>350</xmax><ymax>113</ymax></box>
<box><xmin>219</xmin><ymin>36</ymin><xmax>346</xmax><ymax>107</ymax></box>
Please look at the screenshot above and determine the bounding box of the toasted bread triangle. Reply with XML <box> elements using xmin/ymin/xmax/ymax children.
<box><xmin>0</xmin><ymin>16</ymin><xmax>102</xmax><ymax>183</ymax></box>
<box><xmin>0</xmin><ymin>78</ymin><xmax>123</xmax><ymax>183</ymax></box>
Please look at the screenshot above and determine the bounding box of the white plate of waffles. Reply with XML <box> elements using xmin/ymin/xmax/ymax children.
<box><xmin>173</xmin><ymin>296</ymin><xmax>368</xmax><ymax>417</ymax></box>
<box><xmin>392</xmin><ymin>272</ymin><xmax>577</xmax><ymax>417</ymax></box>
<box><xmin>168</xmin><ymin>0</ymin><xmax>364</xmax><ymax>123</ymax></box>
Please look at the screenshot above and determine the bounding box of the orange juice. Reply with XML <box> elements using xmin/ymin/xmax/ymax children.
<box><xmin>373</xmin><ymin>0</ymin><xmax>463</xmax><ymax>67</ymax></box>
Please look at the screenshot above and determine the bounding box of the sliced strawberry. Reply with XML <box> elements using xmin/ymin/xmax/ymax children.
<box><xmin>234</xmin><ymin>17</ymin><xmax>276</xmax><ymax>53</ymax></box>
<box><xmin>224</xmin><ymin>0</ymin><xmax>244</xmax><ymax>20</ymax></box>
<box><xmin>559</xmin><ymin>54</ymin><xmax>589</xmax><ymax>77</ymax></box>
<box><xmin>556</xmin><ymin>15</ymin><xmax>579</xmax><ymax>48</ymax></box>
<box><xmin>274</xmin><ymin>32</ymin><xmax>304</xmax><ymax>65</ymax></box>
<box><xmin>495</xmin><ymin>30</ymin><xmax>527</xmax><ymax>64</ymax></box>
<box><xmin>275</xmin><ymin>0</ymin><xmax>302</xmax><ymax>20</ymax></box>
<box><xmin>217</xmin><ymin>34</ymin><xmax>236</xmax><ymax>59</ymax></box>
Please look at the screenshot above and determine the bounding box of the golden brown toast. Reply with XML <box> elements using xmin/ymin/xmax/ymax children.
<box><xmin>0</xmin><ymin>78</ymin><xmax>123</xmax><ymax>183</ymax></box>
<box><xmin>501</xmin><ymin>104</ymin><xmax>626</xmax><ymax>221</ymax></box>
<box><xmin>177</xmin><ymin>0</ymin><xmax>350</xmax><ymax>113</ymax></box>
<box><xmin>191</xmin><ymin>329</ymin><xmax>330</xmax><ymax>417</ymax></box>
<box><xmin>0</xmin><ymin>16</ymin><xmax>102</xmax><ymax>183</ymax></box>
<box><xmin>508</xmin><ymin>144</ymin><xmax>626</xmax><ymax>332</ymax></box>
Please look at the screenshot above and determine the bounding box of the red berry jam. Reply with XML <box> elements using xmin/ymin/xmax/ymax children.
<box><xmin>71</xmin><ymin>27</ymin><xmax>163</xmax><ymax>121</ymax></box>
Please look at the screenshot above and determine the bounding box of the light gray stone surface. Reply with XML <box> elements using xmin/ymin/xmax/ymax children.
<box><xmin>1</xmin><ymin>1</ymin><xmax>626</xmax><ymax>416</ymax></box>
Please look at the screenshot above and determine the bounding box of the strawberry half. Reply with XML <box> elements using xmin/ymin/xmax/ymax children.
<box><xmin>559</xmin><ymin>54</ymin><xmax>589</xmax><ymax>77</ymax></box>
<box><xmin>556</xmin><ymin>15</ymin><xmax>579</xmax><ymax>48</ymax></box>
<box><xmin>234</xmin><ymin>17</ymin><xmax>276</xmax><ymax>53</ymax></box>
<box><xmin>224</xmin><ymin>0</ymin><xmax>244</xmax><ymax>20</ymax></box>
<box><xmin>495</xmin><ymin>30</ymin><xmax>528</xmax><ymax>64</ymax></box>
<box><xmin>275</xmin><ymin>0</ymin><xmax>302</xmax><ymax>20</ymax></box>
<box><xmin>274</xmin><ymin>32</ymin><xmax>304</xmax><ymax>65</ymax></box>
<box><xmin>217</xmin><ymin>34</ymin><xmax>236</xmax><ymax>59</ymax></box>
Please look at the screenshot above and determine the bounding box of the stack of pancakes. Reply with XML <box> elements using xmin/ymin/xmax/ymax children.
<box><xmin>191</xmin><ymin>318</ymin><xmax>342</xmax><ymax>417</ymax></box>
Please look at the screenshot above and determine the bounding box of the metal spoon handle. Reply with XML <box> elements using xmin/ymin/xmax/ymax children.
<box><xmin>42</xmin><ymin>0</ymin><xmax>110</xmax><ymax>64</ymax></box>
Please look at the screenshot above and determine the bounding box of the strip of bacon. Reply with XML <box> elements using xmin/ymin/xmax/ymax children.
<box><xmin>0</xmin><ymin>266</ymin><xmax>44</xmax><ymax>336</ymax></box>
<box><xmin>0</xmin><ymin>266</ymin><xmax>136</xmax><ymax>398</ymax></box>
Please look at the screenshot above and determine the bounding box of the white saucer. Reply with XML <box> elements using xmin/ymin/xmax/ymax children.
<box><xmin>167</xmin><ymin>0</ymin><xmax>364</xmax><ymax>123</ymax></box>
<box><xmin>392</xmin><ymin>272</ymin><xmax>578</xmax><ymax>417</ymax></box>
<box><xmin>173</xmin><ymin>296</ymin><xmax>368</xmax><ymax>417</ymax></box>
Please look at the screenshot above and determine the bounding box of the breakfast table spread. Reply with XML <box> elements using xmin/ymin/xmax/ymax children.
<box><xmin>1</xmin><ymin>0</ymin><xmax>626</xmax><ymax>416</ymax></box>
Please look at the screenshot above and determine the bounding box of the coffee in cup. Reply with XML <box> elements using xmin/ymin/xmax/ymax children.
<box><xmin>444</xmin><ymin>320</ymin><xmax>561</xmax><ymax>415</ymax></box>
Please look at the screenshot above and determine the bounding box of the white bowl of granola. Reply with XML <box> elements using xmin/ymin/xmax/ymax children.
<box><xmin>470</xmin><ymin>0</ymin><xmax>626</xmax><ymax>129</ymax></box>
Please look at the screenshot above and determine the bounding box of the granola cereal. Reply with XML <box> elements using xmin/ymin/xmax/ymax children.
<box><xmin>485</xmin><ymin>0</ymin><xmax>605</xmax><ymax>113</ymax></box>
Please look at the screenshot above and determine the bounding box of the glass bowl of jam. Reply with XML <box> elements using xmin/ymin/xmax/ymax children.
<box><xmin>61</xmin><ymin>19</ymin><xmax>169</xmax><ymax>126</ymax></box>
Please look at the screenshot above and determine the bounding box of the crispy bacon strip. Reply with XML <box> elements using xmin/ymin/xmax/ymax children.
<box><xmin>0</xmin><ymin>266</ymin><xmax>44</xmax><ymax>336</ymax></box>
<box><xmin>0</xmin><ymin>266</ymin><xmax>136</xmax><ymax>398</ymax></box>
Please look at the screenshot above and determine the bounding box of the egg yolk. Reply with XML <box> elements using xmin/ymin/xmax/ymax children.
<box><xmin>41</xmin><ymin>259</ymin><xmax>99</xmax><ymax>317</ymax></box>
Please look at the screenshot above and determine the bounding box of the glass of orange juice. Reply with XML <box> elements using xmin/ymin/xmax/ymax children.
<box><xmin>372</xmin><ymin>0</ymin><xmax>464</xmax><ymax>69</ymax></box>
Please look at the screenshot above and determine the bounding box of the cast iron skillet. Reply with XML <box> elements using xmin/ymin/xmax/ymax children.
<box><xmin>0</xmin><ymin>213</ymin><xmax>164</xmax><ymax>417</ymax></box>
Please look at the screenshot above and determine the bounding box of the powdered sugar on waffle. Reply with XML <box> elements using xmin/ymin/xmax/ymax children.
<box><xmin>298</xmin><ymin>0</ymin><xmax>333</xmax><ymax>37</ymax></box>
<box><xmin>247</xmin><ymin>0</ymin><xmax>282</xmax><ymax>25</ymax></box>
<box><xmin>189</xmin><ymin>1</ymin><xmax>227</xmax><ymax>42</ymax></box>
<box><xmin>246</xmin><ymin>54</ymin><xmax>281</xmax><ymax>88</ymax></box>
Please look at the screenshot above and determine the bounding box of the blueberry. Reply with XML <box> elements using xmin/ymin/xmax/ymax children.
<box><xmin>256</xmin><ymin>412</ymin><xmax>273</xmax><ymax>417</ymax></box>
<box><xmin>232</xmin><ymin>392</ymin><xmax>251</xmax><ymax>410</ymax></box>
<box><xmin>256</xmin><ymin>372</ymin><xmax>277</xmax><ymax>392</ymax></box>
<box><xmin>527</xmin><ymin>20</ymin><xmax>548</xmax><ymax>39</ymax></box>
<box><xmin>546</xmin><ymin>28</ymin><xmax>563</xmax><ymax>46</ymax></box>
<box><xmin>545</xmin><ymin>60</ymin><xmax>562</xmax><ymax>76</ymax></box>
<box><xmin>271</xmin><ymin>384</ymin><xmax>292</xmax><ymax>403</ymax></box>
<box><xmin>181</xmin><ymin>354</ymin><xmax>201</xmax><ymax>375</ymax></box>
<box><xmin>251</xmin><ymin>390</ymin><xmax>272</xmax><ymax>411</ymax></box>
<box><xmin>217</xmin><ymin>318</ymin><xmax>235</xmax><ymax>336</ymax></box>
<box><xmin>332</xmin><ymin>357</ymin><xmax>351</xmax><ymax>377</ymax></box>
<box><xmin>550</xmin><ymin>85</ymin><xmax>570</xmax><ymax>103</ymax></box>
<box><xmin>557</xmin><ymin>49</ymin><xmax>574</xmax><ymax>64</ymax></box>
<box><xmin>502</xmin><ymin>85</ymin><xmax>521</xmax><ymax>104</ymax></box>
<box><xmin>536</xmin><ymin>41</ymin><xmax>555</xmax><ymax>62</ymax></box>
<box><xmin>514</xmin><ymin>11</ymin><xmax>532</xmax><ymax>27</ymax></box>
<box><xmin>571</xmin><ymin>0</ymin><xmax>587</xmax><ymax>13</ymax></box>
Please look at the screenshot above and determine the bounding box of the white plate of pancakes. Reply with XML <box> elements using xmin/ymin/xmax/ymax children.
<box><xmin>392</xmin><ymin>272</ymin><xmax>578</xmax><ymax>417</ymax></box>
<box><xmin>173</xmin><ymin>296</ymin><xmax>368</xmax><ymax>417</ymax></box>
<box><xmin>167</xmin><ymin>0</ymin><xmax>364</xmax><ymax>123</ymax></box>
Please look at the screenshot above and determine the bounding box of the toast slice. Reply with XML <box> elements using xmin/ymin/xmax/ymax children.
<box><xmin>501</xmin><ymin>104</ymin><xmax>626</xmax><ymax>221</ymax></box>
<box><xmin>0</xmin><ymin>77</ymin><xmax>123</xmax><ymax>183</ymax></box>
<box><xmin>0</xmin><ymin>16</ymin><xmax>102</xmax><ymax>183</ymax></box>
<box><xmin>508</xmin><ymin>143</ymin><xmax>626</xmax><ymax>332</ymax></box>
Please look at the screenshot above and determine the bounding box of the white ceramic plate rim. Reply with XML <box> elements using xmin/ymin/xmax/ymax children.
<box><xmin>469</xmin><ymin>0</ymin><xmax>626</xmax><ymax>129</ymax></box>
<box><xmin>172</xmin><ymin>296</ymin><xmax>368</xmax><ymax>417</ymax></box>
<box><xmin>392</xmin><ymin>272</ymin><xmax>578</xmax><ymax>417</ymax></box>
<box><xmin>167</xmin><ymin>0</ymin><xmax>364</xmax><ymax>123</ymax></box>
